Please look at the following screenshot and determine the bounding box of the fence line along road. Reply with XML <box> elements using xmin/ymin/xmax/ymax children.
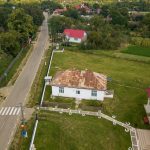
<box><xmin>0</xmin><ymin>48</ymin><xmax>24</xmax><ymax>84</ymax></box>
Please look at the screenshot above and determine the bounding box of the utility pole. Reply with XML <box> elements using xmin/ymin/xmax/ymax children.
<box><xmin>20</xmin><ymin>103</ymin><xmax>25</xmax><ymax>124</ymax></box>
<box><xmin>19</xmin><ymin>103</ymin><xmax>28</xmax><ymax>138</ymax></box>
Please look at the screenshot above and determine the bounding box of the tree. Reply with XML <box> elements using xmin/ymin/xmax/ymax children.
<box><xmin>142</xmin><ymin>13</ymin><xmax>150</xmax><ymax>28</ymax></box>
<box><xmin>7</xmin><ymin>8</ymin><xmax>35</xmax><ymax>44</ymax></box>
<box><xmin>48</xmin><ymin>16</ymin><xmax>73</xmax><ymax>42</ymax></box>
<box><xmin>23</xmin><ymin>6</ymin><xmax>44</xmax><ymax>26</ymax></box>
<box><xmin>63</xmin><ymin>9</ymin><xmax>80</xmax><ymax>20</ymax></box>
<box><xmin>41</xmin><ymin>1</ymin><xmax>63</xmax><ymax>14</ymax></box>
<box><xmin>101</xmin><ymin>5</ymin><xmax>110</xmax><ymax>17</ymax></box>
<box><xmin>81</xmin><ymin>15</ymin><xmax>126</xmax><ymax>50</ymax></box>
<box><xmin>110</xmin><ymin>9</ymin><xmax>128</xmax><ymax>26</ymax></box>
<box><xmin>89</xmin><ymin>15</ymin><xmax>106</xmax><ymax>31</ymax></box>
<box><xmin>93</xmin><ymin>3</ymin><xmax>100</xmax><ymax>10</ymax></box>
<box><xmin>0</xmin><ymin>7</ymin><xmax>12</xmax><ymax>31</ymax></box>
<box><xmin>0</xmin><ymin>31</ymin><xmax>20</xmax><ymax>57</ymax></box>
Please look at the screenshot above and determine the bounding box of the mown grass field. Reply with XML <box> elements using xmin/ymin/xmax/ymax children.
<box><xmin>122</xmin><ymin>45</ymin><xmax>150</xmax><ymax>57</ymax></box>
<box><xmin>34</xmin><ymin>111</ymin><xmax>131</xmax><ymax>150</ymax></box>
<box><xmin>12</xmin><ymin>46</ymin><xmax>150</xmax><ymax>150</ymax></box>
<box><xmin>50</xmin><ymin>48</ymin><xmax>150</xmax><ymax>129</ymax></box>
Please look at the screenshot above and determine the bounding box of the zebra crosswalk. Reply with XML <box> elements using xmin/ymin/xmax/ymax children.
<box><xmin>0</xmin><ymin>107</ymin><xmax>21</xmax><ymax>116</ymax></box>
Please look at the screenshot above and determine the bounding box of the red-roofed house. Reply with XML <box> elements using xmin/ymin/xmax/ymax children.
<box><xmin>50</xmin><ymin>69</ymin><xmax>114</xmax><ymax>101</ymax></box>
<box><xmin>64</xmin><ymin>29</ymin><xmax>87</xmax><ymax>43</ymax></box>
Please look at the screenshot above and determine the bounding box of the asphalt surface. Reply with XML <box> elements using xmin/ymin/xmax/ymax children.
<box><xmin>0</xmin><ymin>13</ymin><xmax>49</xmax><ymax>150</ymax></box>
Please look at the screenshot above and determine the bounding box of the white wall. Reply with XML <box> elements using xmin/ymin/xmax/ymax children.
<box><xmin>66</xmin><ymin>34</ymin><xmax>87</xmax><ymax>44</ymax></box>
<box><xmin>67</xmin><ymin>37</ymin><xmax>81</xmax><ymax>43</ymax></box>
<box><xmin>52</xmin><ymin>86</ymin><xmax>105</xmax><ymax>101</ymax></box>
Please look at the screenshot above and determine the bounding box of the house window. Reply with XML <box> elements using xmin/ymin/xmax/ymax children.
<box><xmin>59</xmin><ymin>87</ymin><xmax>64</xmax><ymax>93</ymax></box>
<box><xmin>76</xmin><ymin>90</ymin><xmax>80</xmax><ymax>94</ymax></box>
<box><xmin>91</xmin><ymin>90</ymin><xmax>97</xmax><ymax>97</ymax></box>
<box><xmin>74</xmin><ymin>38</ymin><xmax>78</xmax><ymax>41</ymax></box>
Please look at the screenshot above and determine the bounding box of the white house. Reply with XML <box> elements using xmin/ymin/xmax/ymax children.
<box><xmin>50</xmin><ymin>69</ymin><xmax>114</xmax><ymax>101</ymax></box>
<box><xmin>64</xmin><ymin>29</ymin><xmax>87</xmax><ymax>43</ymax></box>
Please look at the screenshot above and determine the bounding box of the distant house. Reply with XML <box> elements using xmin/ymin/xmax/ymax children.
<box><xmin>50</xmin><ymin>69</ymin><xmax>114</xmax><ymax>101</ymax></box>
<box><xmin>64</xmin><ymin>29</ymin><xmax>87</xmax><ymax>43</ymax></box>
<box><xmin>75</xmin><ymin>4</ymin><xmax>92</xmax><ymax>14</ymax></box>
<box><xmin>53</xmin><ymin>8</ymin><xmax>67</xmax><ymax>15</ymax></box>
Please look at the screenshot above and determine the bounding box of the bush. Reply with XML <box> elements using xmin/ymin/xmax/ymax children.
<box><xmin>131</xmin><ymin>37</ymin><xmax>150</xmax><ymax>47</ymax></box>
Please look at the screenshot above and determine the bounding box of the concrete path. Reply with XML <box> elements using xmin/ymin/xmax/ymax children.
<box><xmin>136</xmin><ymin>129</ymin><xmax>150</xmax><ymax>150</ymax></box>
<box><xmin>0</xmin><ymin>12</ymin><xmax>49</xmax><ymax>150</ymax></box>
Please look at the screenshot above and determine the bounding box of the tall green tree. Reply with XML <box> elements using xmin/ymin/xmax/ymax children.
<box><xmin>0</xmin><ymin>7</ymin><xmax>12</xmax><ymax>31</ymax></box>
<box><xmin>0</xmin><ymin>31</ymin><xmax>20</xmax><ymax>57</ymax></box>
<box><xmin>49</xmin><ymin>16</ymin><xmax>73</xmax><ymax>35</ymax></box>
<box><xmin>7</xmin><ymin>8</ymin><xmax>35</xmax><ymax>44</ymax></box>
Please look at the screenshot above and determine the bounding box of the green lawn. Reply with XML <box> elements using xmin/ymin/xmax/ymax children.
<box><xmin>34</xmin><ymin>111</ymin><xmax>131</xmax><ymax>150</ymax></box>
<box><xmin>122</xmin><ymin>45</ymin><xmax>150</xmax><ymax>57</ymax></box>
<box><xmin>12</xmin><ymin>47</ymin><xmax>150</xmax><ymax>149</ymax></box>
<box><xmin>50</xmin><ymin>48</ymin><xmax>150</xmax><ymax>129</ymax></box>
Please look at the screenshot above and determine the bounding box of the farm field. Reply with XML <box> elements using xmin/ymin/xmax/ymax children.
<box><xmin>34</xmin><ymin>111</ymin><xmax>131</xmax><ymax>150</ymax></box>
<box><xmin>122</xmin><ymin>45</ymin><xmax>150</xmax><ymax>57</ymax></box>
<box><xmin>49</xmin><ymin>48</ymin><xmax>150</xmax><ymax>129</ymax></box>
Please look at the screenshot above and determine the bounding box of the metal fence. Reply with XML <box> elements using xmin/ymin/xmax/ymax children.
<box><xmin>0</xmin><ymin>48</ymin><xmax>25</xmax><ymax>85</ymax></box>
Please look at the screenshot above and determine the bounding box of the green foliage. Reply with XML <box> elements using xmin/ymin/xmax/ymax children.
<box><xmin>0</xmin><ymin>7</ymin><xmax>12</xmax><ymax>31</ymax></box>
<box><xmin>48</xmin><ymin>16</ymin><xmax>73</xmax><ymax>39</ymax></box>
<box><xmin>110</xmin><ymin>9</ymin><xmax>128</xmax><ymax>26</ymax></box>
<box><xmin>93</xmin><ymin>3</ymin><xmax>100</xmax><ymax>10</ymax></box>
<box><xmin>81</xmin><ymin>15</ymin><xmax>126</xmax><ymax>50</ymax></box>
<box><xmin>142</xmin><ymin>13</ymin><xmax>150</xmax><ymax>28</ymax></box>
<box><xmin>0</xmin><ymin>30</ymin><xmax>20</xmax><ymax>57</ymax></box>
<box><xmin>23</xmin><ymin>5</ymin><xmax>44</xmax><ymax>26</ymax></box>
<box><xmin>41</xmin><ymin>1</ymin><xmax>63</xmax><ymax>14</ymax></box>
<box><xmin>63</xmin><ymin>9</ymin><xmax>80</xmax><ymax>19</ymax></box>
<box><xmin>7</xmin><ymin>8</ymin><xmax>35</xmax><ymax>44</ymax></box>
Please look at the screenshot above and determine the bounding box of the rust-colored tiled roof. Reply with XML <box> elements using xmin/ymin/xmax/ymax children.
<box><xmin>51</xmin><ymin>69</ymin><xmax>107</xmax><ymax>90</ymax></box>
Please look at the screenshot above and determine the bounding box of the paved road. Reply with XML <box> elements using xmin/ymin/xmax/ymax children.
<box><xmin>0</xmin><ymin>13</ymin><xmax>49</xmax><ymax>150</ymax></box>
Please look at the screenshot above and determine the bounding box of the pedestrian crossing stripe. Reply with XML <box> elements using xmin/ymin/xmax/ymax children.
<box><xmin>0</xmin><ymin>107</ymin><xmax>21</xmax><ymax>116</ymax></box>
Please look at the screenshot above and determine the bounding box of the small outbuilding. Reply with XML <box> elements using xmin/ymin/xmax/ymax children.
<box><xmin>50</xmin><ymin>69</ymin><xmax>114</xmax><ymax>101</ymax></box>
<box><xmin>64</xmin><ymin>29</ymin><xmax>87</xmax><ymax>43</ymax></box>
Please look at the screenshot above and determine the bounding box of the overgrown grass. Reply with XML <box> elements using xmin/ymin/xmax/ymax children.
<box><xmin>10</xmin><ymin>117</ymin><xmax>35</xmax><ymax>150</ymax></box>
<box><xmin>0</xmin><ymin>51</ymin><xmax>13</xmax><ymax>76</ymax></box>
<box><xmin>34</xmin><ymin>111</ymin><xmax>131</xmax><ymax>150</ymax></box>
<box><xmin>122</xmin><ymin>45</ymin><xmax>150</xmax><ymax>57</ymax></box>
<box><xmin>50</xmin><ymin>48</ymin><xmax>150</xmax><ymax>129</ymax></box>
<box><xmin>27</xmin><ymin>47</ymin><xmax>52</xmax><ymax>107</ymax></box>
<box><xmin>43</xmin><ymin>85</ymin><xmax>75</xmax><ymax>108</ymax></box>
<box><xmin>0</xmin><ymin>46</ymin><xmax>30</xmax><ymax>87</ymax></box>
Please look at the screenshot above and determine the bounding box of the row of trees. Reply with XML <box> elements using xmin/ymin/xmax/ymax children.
<box><xmin>0</xmin><ymin>3</ymin><xmax>44</xmax><ymax>57</ymax></box>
